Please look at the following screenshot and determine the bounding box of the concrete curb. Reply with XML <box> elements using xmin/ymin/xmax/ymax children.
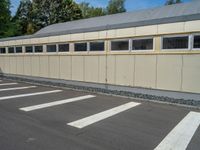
<box><xmin>0</xmin><ymin>73</ymin><xmax>200</xmax><ymax>108</ymax></box>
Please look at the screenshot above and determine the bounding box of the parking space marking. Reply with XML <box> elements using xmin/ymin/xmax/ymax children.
<box><xmin>20</xmin><ymin>95</ymin><xmax>96</xmax><ymax>112</ymax></box>
<box><xmin>0</xmin><ymin>86</ymin><xmax>37</xmax><ymax>92</ymax></box>
<box><xmin>155</xmin><ymin>111</ymin><xmax>200</xmax><ymax>150</ymax></box>
<box><xmin>67</xmin><ymin>102</ymin><xmax>141</xmax><ymax>129</ymax></box>
<box><xmin>0</xmin><ymin>90</ymin><xmax>62</xmax><ymax>101</ymax></box>
<box><xmin>0</xmin><ymin>83</ymin><xmax>18</xmax><ymax>86</ymax></box>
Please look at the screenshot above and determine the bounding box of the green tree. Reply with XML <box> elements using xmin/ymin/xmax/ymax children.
<box><xmin>13</xmin><ymin>0</ymin><xmax>34</xmax><ymax>35</ymax></box>
<box><xmin>0</xmin><ymin>0</ymin><xmax>11</xmax><ymax>38</ymax></box>
<box><xmin>32</xmin><ymin>0</ymin><xmax>82</xmax><ymax>31</ymax></box>
<box><xmin>165</xmin><ymin>0</ymin><xmax>182</xmax><ymax>5</ymax></box>
<box><xmin>107</xmin><ymin>0</ymin><xmax>126</xmax><ymax>15</ymax></box>
<box><xmin>79</xmin><ymin>2</ymin><xmax>106</xmax><ymax>19</ymax></box>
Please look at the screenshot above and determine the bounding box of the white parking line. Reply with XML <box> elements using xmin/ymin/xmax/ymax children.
<box><xmin>0</xmin><ymin>90</ymin><xmax>62</xmax><ymax>101</ymax></box>
<box><xmin>67</xmin><ymin>102</ymin><xmax>141</xmax><ymax>129</ymax></box>
<box><xmin>154</xmin><ymin>111</ymin><xmax>200</xmax><ymax>150</ymax></box>
<box><xmin>0</xmin><ymin>83</ymin><xmax>18</xmax><ymax>86</ymax></box>
<box><xmin>0</xmin><ymin>86</ymin><xmax>37</xmax><ymax>92</ymax></box>
<box><xmin>20</xmin><ymin>95</ymin><xmax>96</xmax><ymax>112</ymax></box>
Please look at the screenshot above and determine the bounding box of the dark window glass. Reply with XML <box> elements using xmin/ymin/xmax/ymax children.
<box><xmin>25</xmin><ymin>46</ymin><xmax>33</xmax><ymax>53</ymax></box>
<box><xmin>35</xmin><ymin>46</ymin><xmax>43</xmax><ymax>53</ymax></box>
<box><xmin>8</xmin><ymin>47</ymin><xmax>15</xmax><ymax>53</ymax></box>
<box><xmin>16</xmin><ymin>47</ymin><xmax>22</xmax><ymax>53</ymax></box>
<box><xmin>193</xmin><ymin>35</ymin><xmax>200</xmax><ymax>49</ymax></box>
<box><xmin>47</xmin><ymin>45</ymin><xmax>57</xmax><ymax>52</ymax></box>
<box><xmin>111</xmin><ymin>40</ymin><xmax>129</xmax><ymax>51</ymax></box>
<box><xmin>163</xmin><ymin>36</ymin><xmax>188</xmax><ymax>49</ymax></box>
<box><xmin>58</xmin><ymin>44</ymin><xmax>69</xmax><ymax>52</ymax></box>
<box><xmin>0</xmin><ymin>48</ymin><xmax>6</xmax><ymax>53</ymax></box>
<box><xmin>74</xmin><ymin>43</ymin><xmax>87</xmax><ymax>52</ymax></box>
<box><xmin>90</xmin><ymin>42</ymin><xmax>104</xmax><ymax>51</ymax></box>
<box><xmin>132</xmin><ymin>39</ymin><xmax>153</xmax><ymax>50</ymax></box>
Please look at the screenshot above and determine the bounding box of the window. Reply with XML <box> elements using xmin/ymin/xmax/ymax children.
<box><xmin>25</xmin><ymin>46</ymin><xmax>33</xmax><ymax>53</ymax></box>
<box><xmin>162</xmin><ymin>36</ymin><xmax>189</xmax><ymax>49</ymax></box>
<box><xmin>47</xmin><ymin>45</ymin><xmax>57</xmax><ymax>52</ymax></box>
<box><xmin>58</xmin><ymin>44</ymin><xmax>69</xmax><ymax>52</ymax></box>
<box><xmin>16</xmin><ymin>47</ymin><xmax>22</xmax><ymax>53</ymax></box>
<box><xmin>0</xmin><ymin>48</ymin><xmax>6</xmax><ymax>54</ymax></box>
<box><xmin>193</xmin><ymin>35</ymin><xmax>200</xmax><ymax>49</ymax></box>
<box><xmin>132</xmin><ymin>38</ymin><xmax>153</xmax><ymax>50</ymax></box>
<box><xmin>34</xmin><ymin>45</ymin><xmax>43</xmax><ymax>53</ymax></box>
<box><xmin>8</xmin><ymin>47</ymin><xmax>15</xmax><ymax>53</ymax></box>
<box><xmin>111</xmin><ymin>40</ymin><xmax>129</xmax><ymax>51</ymax></box>
<box><xmin>90</xmin><ymin>41</ymin><xmax>104</xmax><ymax>51</ymax></box>
<box><xmin>74</xmin><ymin>43</ymin><xmax>87</xmax><ymax>52</ymax></box>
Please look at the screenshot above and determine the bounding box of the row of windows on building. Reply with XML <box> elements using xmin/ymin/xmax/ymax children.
<box><xmin>0</xmin><ymin>35</ymin><xmax>200</xmax><ymax>54</ymax></box>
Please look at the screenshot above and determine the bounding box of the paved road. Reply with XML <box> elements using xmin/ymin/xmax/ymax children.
<box><xmin>0</xmin><ymin>79</ymin><xmax>199</xmax><ymax>150</ymax></box>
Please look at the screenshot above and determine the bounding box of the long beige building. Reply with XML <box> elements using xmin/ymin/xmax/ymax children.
<box><xmin>0</xmin><ymin>1</ymin><xmax>200</xmax><ymax>96</ymax></box>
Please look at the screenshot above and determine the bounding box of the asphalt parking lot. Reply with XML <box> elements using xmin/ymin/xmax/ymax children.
<box><xmin>0</xmin><ymin>79</ymin><xmax>199</xmax><ymax>150</ymax></box>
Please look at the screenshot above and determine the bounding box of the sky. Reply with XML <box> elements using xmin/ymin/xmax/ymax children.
<box><xmin>10</xmin><ymin>0</ymin><xmax>192</xmax><ymax>16</ymax></box>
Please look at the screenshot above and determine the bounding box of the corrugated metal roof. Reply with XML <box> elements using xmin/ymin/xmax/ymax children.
<box><xmin>1</xmin><ymin>1</ymin><xmax>200</xmax><ymax>42</ymax></box>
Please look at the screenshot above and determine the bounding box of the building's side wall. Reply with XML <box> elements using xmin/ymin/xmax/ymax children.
<box><xmin>0</xmin><ymin>20</ymin><xmax>200</xmax><ymax>94</ymax></box>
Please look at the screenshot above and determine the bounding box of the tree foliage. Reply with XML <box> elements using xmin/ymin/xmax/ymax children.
<box><xmin>79</xmin><ymin>2</ymin><xmax>106</xmax><ymax>19</ymax></box>
<box><xmin>1</xmin><ymin>0</ymin><xmax>128</xmax><ymax>38</ymax></box>
<box><xmin>165</xmin><ymin>0</ymin><xmax>182</xmax><ymax>5</ymax></box>
<box><xmin>107</xmin><ymin>0</ymin><xmax>126</xmax><ymax>15</ymax></box>
<box><xmin>0</xmin><ymin>0</ymin><xmax>11</xmax><ymax>38</ymax></box>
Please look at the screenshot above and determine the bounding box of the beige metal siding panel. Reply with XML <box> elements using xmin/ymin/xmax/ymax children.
<box><xmin>31</xmin><ymin>56</ymin><xmax>40</xmax><ymax>77</ymax></box>
<box><xmin>115</xmin><ymin>55</ymin><xmax>134</xmax><ymax>86</ymax></box>
<box><xmin>9</xmin><ymin>56</ymin><xmax>17</xmax><ymax>74</ymax></box>
<box><xmin>72</xmin><ymin>56</ymin><xmax>84</xmax><ymax>81</ymax></box>
<box><xmin>136</xmin><ymin>25</ymin><xmax>158</xmax><ymax>36</ymax></box>
<box><xmin>16</xmin><ymin>56</ymin><xmax>24</xmax><ymax>75</ymax></box>
<box><xmin>158</xmin><ymin>22</ymin><xmax>185</xmax><ymax>34</ymax></box>
<box><xmin>23</xmin><ymin>56</ymin><xmax>32</xmax><ymax>76</ymax></box>
<box><xmin>48</xmin><ymin>36</ymin><xmax>60</xmax><ymax>43</ymax></box>
<box><xmin>107</xmin><ymin>30</ymin><xmax>116</xmax><ymax>39</ymax></box>
<box><xmin>49</xmin><ymin>56</ymin><xmax>60</xmax><ymax>79</ymax></box>
<box><xmin>71</xmin><ymin>33</ymin><xmax>84</xmax><ymax>41</ymax></box>
<box><xmin>59</xmin><ymin>56</ymin><xmax>71</xmax><ymax>80</ymax></box>
<box><xmin>99</xmin><ymin>56</ymin><xmax>106</xmax><ymax>83</ymax></box>
<box><xmin>107</xmin><ymin>55</ymin><xmax>115</xmax><ymax>84</ymax></box>
<box><xmin>59</xmin><ymin>35</ymin><xmax>70</xmax><ymax>42</ymax></box>
<box><xmin>182</xmin><ymin>55</ymin><xmax>200</xmax><ymax>93</ymax></box>
<box><xmin>84</xmin><ymin>56</ymin><xmax>99</xmax><ymax>83</ymax></box>
<box><xmin>30</xmin><ymin>38</ymin><xmax>40</xmax><ymax>44</ymax></box>
<box><xmin>157</xmin><ymin>55</ymin><xmax>182</xmax><ymax>91</ymax></box>
<box><xmin>0</xmin><ymin>56</ymin><xmax>5</xmax><ymax>73</ymax></box>
<box><xmin>116</xmin><ymin>27</ymin><xmax>135</xmax><ymax>38</ymax></box>
<box><xmin>22</xmin><ymin>39</ymin><xmax>31</xmax><ymax>45</ymax></box>
<box><xmin>84</xmin><ymin>32</ymin><xmax>99</xmax><ymax>40</ymax></box>
<box><xmin>4</xmin><ymin>56</ymin><xmax>10</xmax><ymax>73</ymax></box>
<box><xmin>39</xmin><ymin>56</ymin><xmax>49</xmax><ymax>78</ymax></box>
<box><xmin>39</xmin><ymin>37</ymin><xmax>49</xmax><ymax>44</ymax></box>
<box><xmin>99</xmin><ymin>31</ymin><xmax>107</xmax><ymax>39</ymax></box>
<box><xmin>135</xmin><ymin>55</ymin><xmax>156</xmax><ymax>88</ymax></box>
<box><xmin>185</xmin><ymin>20</ymin><xmax>200</xmax><ymax>32</ymax></box>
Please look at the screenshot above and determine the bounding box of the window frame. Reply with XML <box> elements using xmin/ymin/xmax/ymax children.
<box><xmin>89</xmin><ymin>40</ymin><xmax>105</xmax><ymax>52</ymax></box>
<box><xmin>25</xmin><ymin>45</ymin><xmax>34</xmax><ymax>53</ymax></box>
<box><xmin>0</xmin><ymin>47</ymin><xmax>6</xmax><ymax>54</ymax></box>
<box><xmin>131</xmin><ymin>37</ymin><xmax>154</xmax><ymax>52</ymax></box>
<box><xmin>15</xmin><ymin>46</ymin><xmax>23</xmax><ymax>53</ymax></box>
<box><xmin>74</xmin><ymin>42</ymin><xmax>88</xmax><ymax>52</ymax></box>
<box><xmin>46</xmin><ymin>44</ymin><xmax>58</xmax><ymax>53</ymax></box>
<box><xmin>161</xmin><ymin>34</ymin><xmax>190</xmax><ymax>51</ymax></box>
<box><xmin>110</xmin><ymin>39</ymin><xmax>130</xmax><ymax>52</ymax></box>
<box><xmin>192</xmin><ymin>33</ymin><xmax>200</xmax><ymax>50</ymax></box>
<box><xmin>58</xmin><ymin>43</ymin><xmax>70</xmax><ymax>53</ymax></box>
<box><xmin>8</xmin><ymin>46</ymin><xmax>15</xmax><ymax>54</ymax></box>
<box><xmin>34</xmin><ymin>45</ymin><xmax>44</xmax><ymax>53</ymax></box>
